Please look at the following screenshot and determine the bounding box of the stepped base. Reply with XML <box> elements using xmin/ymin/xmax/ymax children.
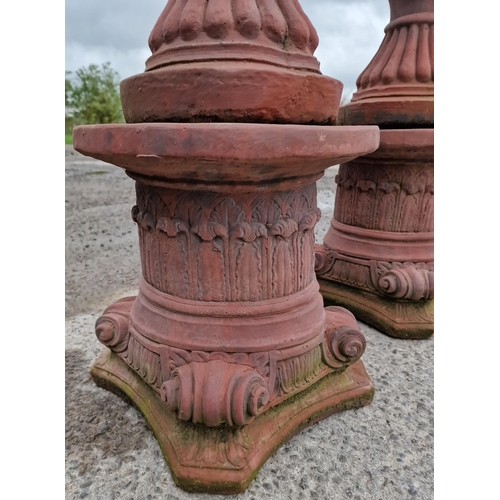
<box><xmin>318</xmin><ymin>279</ymin><xmax>434</xmax><ymax>340</ymax></box>
<box><xmin>91</xmin><ymin>349</ymin><xmax>374</xmax><ymax>494</ymax></box>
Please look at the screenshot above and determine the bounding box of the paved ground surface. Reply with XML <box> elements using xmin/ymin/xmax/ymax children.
<box><xmin>65</xmin><ymin>145</ymin><xmax>434</xmax><ymax>499</ymax></box>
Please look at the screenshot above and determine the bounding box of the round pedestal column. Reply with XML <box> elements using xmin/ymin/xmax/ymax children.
<box><xmin>74</xmin><ymin>122</ymin><xmax>379</xmax><ymax>492</ymax></box>
<box><xmin>317</xmin><ymin>0</ymin><xmax>434</xmax><ymax>339</ymax></box>
<box><xmin>73</xmin><ymin>0</ymin><xmax>379</xmax><ymax>492</ymax></box>
<box><xmin>316</xmin><ymin>129</ymin><xmax>433</xmax><ymax>339</ymax></box>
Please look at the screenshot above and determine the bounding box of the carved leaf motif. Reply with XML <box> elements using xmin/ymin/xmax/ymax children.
<box><xmin>252</xmin><ymin>198</ymin><xmax>281</xmax><ymax>227</ymax></box>
<box><xmin>249</xmin><ymin>352</ymin><xmax>269</xmax><ymax>378</ymax></box>
<box><xmin>135</xmin><ymin>211</ymin><xmax>156</xmax><ymax>231</ymax></box>
<box><xmin>379</xmin><ymin>181</ymin><xmax>400</xmax><ymax>194</ymax></box>
<box><xmin>227</xmin><ymin>434</ymin><xmax>248</xmax><ymax>466</ymax></box>
<box><xmin>191</xmin><ymin>351</ymin><xmax>210</xmax><ymax>363</ymax></box>
<box><xmin>197</xmin><ymin>239</ymin><xmax>225</xmax><ymax>300</ymax></box>
<box><xmin>191</xmin><ymin>222</ymin><xmax>227</xmax><ymax>241</ymax></box>
<box><xmin>156</xmin><ymin>216</ymin><xmax>189</xmax><ymax>236</ymax></box>
<box><xmin>211</xmin><ymin>197</ymin><xmax>245</xmax><ymax>228</ymax></box>
<box><xmin>131</xmin><ymin>205</ymin><xmax>140</xmax><ymax>223</ymax></box>
<box><xmin>228</xmin><ymin>353</ymin><xmax>250</xmax><ymax>364</ymax></box>
<box><xmin>339</xmin><ymin>178</ymin><xmax>356</xmax><ymax>190</ymax></box>
<box><xmin>274</xmin><ymin>347</ymin><xmax>323</xmax><ymax>398</ymax></box>
<box><xmin>357</xmin><ymin>180</ymin><xmax>376</xmax><ymax>192</ymax></box>
<box><xmin>208</xmin><ymin>351</ymin><xmax>229</xmax><ymax>362</ymax></box>
<box><xmin>232</xmin><ymin>222</ymin><xmax>267</xmax><ymax>241</ymax></box>
<box><xmin>376</xmin><ymin>261</ymin><xmax>393</xmax><ymax>273</ymax></box>
<box><xmin>235</xmin><ymin>242</ymin><xmax>262</xmax><ymax>301</ymax></box>
<box><xmin>170</xmin><ymin>349</ymin><xmax>192</xmax><ymax>367</ymax></box>
<box><xmin>272</xmin><ymin>239</ymin><xmax>293</xmax><ymax>297</ymax></box>
<box><xmin>402</xmin><ymin>180</ymin><xmax>420</xmax><ymax>195</ymax></box>
<box><xmin>179</xmin><ymin>424</ymin><xmax>250</xmax><ymax>468</ymax></box>
<box><xmin>269</xmin><ymin>218</ymin><xmax>298</xmax><ymax>237</ymax></box>
<box><xmin>298</xmin><ymin>211</ymin><xmax>319</xmax><ymax>231</ymax></box>
<box><xmin>286</xmin><ymin>192</ymin><xmax>309</xmax><ymax>220</ymax></box>
<box><xmin>174</xmin><ymin>196</ymin><xmax>203</xmax><ymax>228</ymax></box>
<box><xmin>123</xmin><ymin>336</ymin><xmax>163</xmax><ymax>389</ymax></box>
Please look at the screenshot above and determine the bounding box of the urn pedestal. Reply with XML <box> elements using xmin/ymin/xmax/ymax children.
<box><xmin>316</xmin><ymin>0</ymin><xmax>434</xmax><ymax>339</ymax></box>
<box><xmin>74</xmin><ymin>123</ymin><xmax>378</xmax><ymax>493</ymax></box>
<box><xmin>73</xmin><ymin>0</ymin><xmax>379</xmax><ymax>493</ymax></box>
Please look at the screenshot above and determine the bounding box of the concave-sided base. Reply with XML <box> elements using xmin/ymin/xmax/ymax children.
<box><xmin>91</xmin><ymin>349</ymin><xmax>374</xmax><ymax>494</ymax></box>
<box><xmin>318</xmin><ymin>279</ymin><xmax>433</xmax><ymax>340</ymax></box>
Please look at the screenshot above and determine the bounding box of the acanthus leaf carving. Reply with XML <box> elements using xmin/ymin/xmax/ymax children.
<box><xmin>231</xmin><ymin>221</ymin><xmax>268</xmax><ymax>242</ymax></box>
<box><xmin>122</xmin><ymin>335</ymin><xmax>164</xmax><ymax>389</ymax></box>
<box><xmin>179</xmin><ymin>423</ymin><xmax>251</xmax><ymax>468</ymax></box>
<box><xmin>298</xmin><ymin>208</ymin><xmax>321</xmax><ymax>231</ymax></box>
<box><xmin>156</xmin><ymin>216</ymin><xmax>189</xmax><ymax>236</ymax></box>
<box><xmin>316</xmin><ymin>248</ymin><xmax>434</xmax><ymax>302</ymax></box>
<box><xmin>274</xmin><ymin>346</ymin><xmax>323</xmax><ymax>398</ymax></box>
<box><xmin>269</xmin><ymin>218</ymin><xmax>298</xmax><ymax>237</ymax></box>
<box><xmin>168</xmin><ymin>347</ymin><xmax>270</xmax><ymax>381</ymax></box>
<box><xmin>134</xmin><ymin>181</ymin><xmax>319</xmax><ymax>300</ymax></box>
<box><xmin>332</xmin><ymin>162</ymin><xmax>433</xmax><ymax>232</ymax></box>
<box><xmin>191</xmin><ymin>222</ymin><xmax>227</xmax><ymax>241</ymax></box>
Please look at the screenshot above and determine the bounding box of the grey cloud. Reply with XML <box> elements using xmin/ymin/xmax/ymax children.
<box><xmin>66</xmin><ymin>0</ymin><xmax>165</xmax><ymax>51</ymax></box>
<box><xmin>65</xmin><ymin>0</ymin><xmax>391</xmax><ymax>98</ymax></box>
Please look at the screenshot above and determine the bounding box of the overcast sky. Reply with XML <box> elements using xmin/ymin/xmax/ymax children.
<box><xmin>65</xmin><ymin>0</ymin><xmax>390</xmax><ymax>100</ymax></box>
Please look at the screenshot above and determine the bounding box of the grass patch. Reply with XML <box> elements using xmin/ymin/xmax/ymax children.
<box><xmin>65</xmin><ymin>133</ymin><xmax>73</xmax><ymax>145</ymax></box>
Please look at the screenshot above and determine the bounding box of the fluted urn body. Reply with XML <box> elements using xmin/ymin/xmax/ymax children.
<box><xmin>73</xmin><ymin>0</ymin><xmax>378</xmax><ymax>493</ymax></box>
<box><xmin>340</xmin><ymin>0</ymin><xmax>433</xmax><ymax>127</ymax></box>
<box><xmin>121</xmin><ymin>0</ymin><xmax>344</xmax><ymax>125</ymax></box>
<box><xmin>316</xmin><ymin>0</ymin><xmax>434</xmax><ymax>339</ymax></box>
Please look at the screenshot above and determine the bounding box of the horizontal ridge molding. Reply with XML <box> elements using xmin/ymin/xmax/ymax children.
<box><xmin>324</xmin><ymin>219</ymin><xmax>433</xmax><ymax>262</ymax></box>
<box><xmin>129</xmin><ymin>277</ymin><xmax>326</xmax><ymax>352</ymax></box>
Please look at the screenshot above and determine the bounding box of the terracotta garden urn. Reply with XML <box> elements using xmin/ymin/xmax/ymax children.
<box><xmin>73</xmin><ymin>0</ymin><xmax>380</xmax><ymax>493</ymax></box>
<box><xmin>315</xmin><ymin>0</ymin><xmax>434</xmax><ymax>339</ymax></box>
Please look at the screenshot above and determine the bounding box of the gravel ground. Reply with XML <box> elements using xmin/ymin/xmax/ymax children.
<box><xmin>65</xmin><ymin>145</ymin><xmax>434</xmax><ymax>499</ymax></box>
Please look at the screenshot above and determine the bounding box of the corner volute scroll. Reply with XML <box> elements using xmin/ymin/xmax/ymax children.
<box><xmin>161</xmin><ymin>359</ymin><xmax>270</xmax><ymax>427</ymax></box>
<box><xmin>321</xmin><ymin>306</ymin><xmax>366</xmax><ymax>370</ymax></box>
<box><xmin>374</xmin><ymin>261</ymin><xmax>434</xmax><ymax>301</ymax></box>
<box><xmin>95</xmin><ymin>297</ymin><xmax>135</xmax><ymax>354</ymax></box>
<box><xmin>314</xmin><ymin>243</ymin><xmax>333</xmax><ymax>276</ymax></box>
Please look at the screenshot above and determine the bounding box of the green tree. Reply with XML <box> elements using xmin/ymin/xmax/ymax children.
<box><xmin>65</xmin><ymin>62</ymin><xmax>124</xmax><ymax>127</ymax></box>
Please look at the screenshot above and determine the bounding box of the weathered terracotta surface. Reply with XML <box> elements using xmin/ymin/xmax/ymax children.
<box><xmin>339</xmin><ymin>0</ymin><xmax>434</xmax><ymax>127</ymax></box>
<box><xmin>73</xmin><ymin>0</ymin><xmax>378</xmax><ymax>492</ymax></box>
<box><xmin>121</xmin><ymin>0</ymin><xmax>343</xmax><ymax>124</ymax></box>
<box><xmin>74</xmin><ymin>124</ymin><xmax>379</xmax><ymax>425</ymax></box>
<box><xmin>72</xmin><ymin>122</ymin><xmax>380</xmax><ymax>183</ymax></box>
<box><xmin>316</xmin><ymin>0</ymin><xmax>434</xmax><ymax>340</ymax></box>
<box><xmin>91</xmin><ymin>348</ymin><xmax>373</xmax><ymax>494</ymax></box>
<box><xmin>317</xmin><ymin>129</ymin><xmax>434</xmax><ymax>339</ymax></box>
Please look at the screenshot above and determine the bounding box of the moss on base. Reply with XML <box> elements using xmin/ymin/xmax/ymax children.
<box><xmin>319</xmin><ymin>278</ymin><xmax>434</xmax><ymax>340</ymax></box>
<box><xmin>91</xmin><ymin>349</ymin><xmax>374</xmax><ymax>494</ymax></box>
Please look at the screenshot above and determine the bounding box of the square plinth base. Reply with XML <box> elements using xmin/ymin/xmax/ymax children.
<box><xmin>318</xmin><ymin>279</ymin><xmax>434</xmax><ymax>340</ymax></box>
<box><xmin>90</xmin><ymin>349</ymin><xmax>374</xmax><ymax>495</ymax></box>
